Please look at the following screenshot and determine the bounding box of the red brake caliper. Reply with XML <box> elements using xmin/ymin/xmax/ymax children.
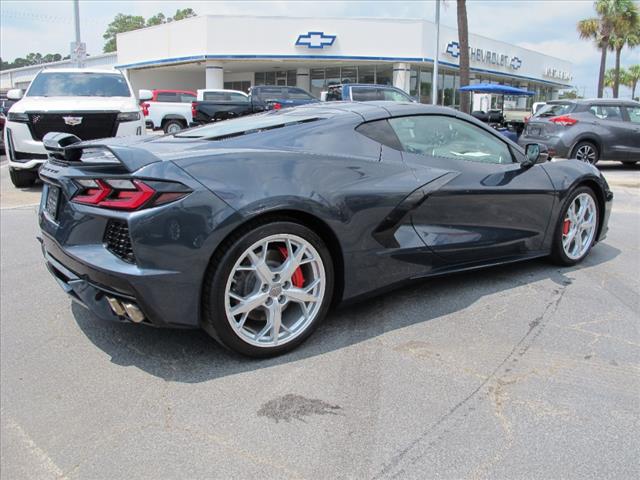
<box><xmin>277</xmin><ymin>246</ymin><xmax>305</xmax><ymax>288</ymax></box>
<box><xmin>562</xmin><ymin>218</ymin><xmax>571</xmax><ymax>235</ymax></box>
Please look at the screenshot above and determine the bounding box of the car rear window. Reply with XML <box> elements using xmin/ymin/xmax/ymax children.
<box><xmin>253</xmin><ymin>87</ymin><xmax>315</xmax><ymax>102</ymax></box>
<box><xmin>202</xmin><ymin>92</ymin><xmax>248</xmax><ymax>103</ymax></box>
<box><xmin>534</xmin><ymin>102</ymin><xmax>575</xmax><ymax>117</ymax></box>
<box><xmin>27</xmin><ymin>72</ymin><xmax>131</xmax><ymax>97</ymax></box>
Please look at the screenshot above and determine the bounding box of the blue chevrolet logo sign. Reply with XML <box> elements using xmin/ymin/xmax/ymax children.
<box><xmin>295</xmin><ymin>32</ymin><xmax>336</xmax><ymax>49</ymax></box>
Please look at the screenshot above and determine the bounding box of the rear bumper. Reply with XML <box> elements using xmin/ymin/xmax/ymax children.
<box><xmin>40</xmin><ymin>232</ymin><xmax>196</xmax><ymax>328</ymax></box>
<box><xmin>518</xmin><ymin>134</ymin><xmax>571</xmax><ymax>158</ymax></box>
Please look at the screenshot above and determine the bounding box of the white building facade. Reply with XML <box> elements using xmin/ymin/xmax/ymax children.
<box><xmin>2</xmin><ymin>15</ymin><xmax>573</xmax><ymax>109</ymax></box>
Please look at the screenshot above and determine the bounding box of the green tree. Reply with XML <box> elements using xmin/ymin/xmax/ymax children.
<box><xmin>559</xmin><ymin>89</ymin><xmax>582</xmax><ymax>99</ymax></box>
<box><xmin>578</xmin><ymin>0</ymin><xmax>639</xmax><ymax>98</ymax></box>
<box><xmin>172</xmin><ymin>8</ymin><xmax>196</xmax><ymax>21</ymax></box>
<box><xmin>102</xmin><ymin>14</ymin><xmax>146</xmax><ymax>53</ymax></box>
<box><xmin>608</xmin><ymin>2</ymin><xmax>639</xmax><ymax>97</ymax></box>
<box><xmin>457</xmin><ymin>0</ymin><xmax>471</xmax><ymax>113</ymax></box>
<box><xmin>146</xmin><ymin>12</ymin><xmax>166</xmax><ymax>27</ymax></box>
<box><xmin>604</xmin><ymin>67</ymin><xmax>622</xmax><ymax>95</ymax></box>
<box><xmin>626</xmin><ymin>64</ymin><xmax>640</xmax><ymax>99</ymax></box>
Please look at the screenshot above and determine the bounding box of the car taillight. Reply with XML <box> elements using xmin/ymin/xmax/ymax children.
<box><xmin>72</xmin><ymin>179</ymin><xmax>189</xmax><ymax>210</ymax></box>
<box><xmin>272</xmin><ymin>102</ymin><xmax>282</xmax><ymax>110</ymax></box>
<box><xmin>141</xmin><ymin>103</ymin><xmax>150</xmax><ymax>116</ymax></box>
<box><xmin>549</xmin><ymin>115</ymin><xmax>578</xmax><ymax>127</ymax></box>
<box><xmin>191</xmin><ymin>102</ymin><xmax>198</xmax><ymax>117</ymax></box>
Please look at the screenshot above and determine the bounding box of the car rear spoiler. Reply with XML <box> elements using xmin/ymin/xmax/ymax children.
<box><xmin>42</xmin><ymin>132</ymin><xmax>161</xmax><ymax>172</ymax></box>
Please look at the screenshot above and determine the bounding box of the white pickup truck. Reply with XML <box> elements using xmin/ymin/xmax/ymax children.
<box><xmin>4</xmin><ymin>68</ymin><xmax>146</xmax><ymax>188</ymax></box>
<box><xmin>139</xmin><ymin>89</ymin><xmax>196</xmax><ymax>134</ymax></box>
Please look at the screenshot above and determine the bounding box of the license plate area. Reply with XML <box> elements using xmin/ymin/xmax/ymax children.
<box><xmin>45</xmin><ymin>185</ymin><xmax>61</xmax><ymax>220</ymax></box>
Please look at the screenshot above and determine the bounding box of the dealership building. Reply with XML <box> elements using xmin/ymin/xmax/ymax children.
<box><xmin>1</xmin><ymin>15</ymin><xmax>573</xmax><ymax>109</ymax></box>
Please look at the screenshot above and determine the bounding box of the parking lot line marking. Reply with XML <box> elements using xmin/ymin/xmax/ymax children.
<box><xmin>0</xmin><ymin>203</ymin><xmax>40</xmax><ymax>210</ymax></box>
<box><xmin>3</xmin><ymin>415</ymin><xmax>67</xmax><ymax>479</ymax></box>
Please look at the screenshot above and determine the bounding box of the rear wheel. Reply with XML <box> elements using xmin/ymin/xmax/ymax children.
<box><xmin>550</xmin><ymin>187</ymin><xmax>599</xmax><ymax>266</ymax></box>
<box><xmin>9</xmin><ymin>168</ymin><xmax>37</xmax><ymax>188</ymax></box>
<box><xmin>163</xmin><ymin>119</ymin><xmax>185</xmax><ymax>134</ymax></box>
<box><xmin>571</xmin><ymin>141</ymin><xmax>599</xmax><ymax>165</ymax></box>
<box><xmin>203</xmin><ymin>220</ymin><xmax>334</xmax><ymax>357</ymax></box>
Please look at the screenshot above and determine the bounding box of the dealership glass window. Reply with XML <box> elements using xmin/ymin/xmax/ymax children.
<box><xmin>376</xmin><ymin>65</ymin><xmax>392</xmax><ymax>86</ymax></box>
<box><xmin>359</xmin><ymin>66</ymin><xmax>376</xmax><ymax>84</ymax></box>
<box><xmin>325</xmin><ymin>68</ymin><xmax>341</xmax><ymax>87</ymax></box>
<box><xmin>287</xmin><ymin>70</ymin><xmax>297</xmax><ymax>87</ymax></box>
<box><xmin>419</xmin><ymin>69</ymin><xmax>432</xmax><ymax>104</ymax></box>
<box><xmin>443</xmin><ymin>73</ymin><xmax>455</xmax><ymax>107</ymax></box>
<box><xmin>310</xmin><ymin>69</ymin><xmax>325</xmax><ymax>97</ymax></box>
<box><xmin>341</xmin><ymin>67</ymin><xmax>358</xmax><ymax>84</ymax></box>
<box><xmin>223</xmin><ymin>81</ymin><xmax>251</xmax><ymax>93</ymax></box>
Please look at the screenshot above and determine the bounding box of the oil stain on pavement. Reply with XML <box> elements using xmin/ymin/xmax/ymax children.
<box><xmin>257</xmin><ymin>394</ymin><xmax>341</xmax><ymax>423</ymax></box>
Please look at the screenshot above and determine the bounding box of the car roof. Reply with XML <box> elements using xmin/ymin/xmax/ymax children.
<box><xmin>329</xmin><ymin>84</ymin><xmax>403</xmax><ymax>89</ymax></box>
<box><xmin>154</xmin><ymin>89</ymin><xmax>195</xmax><ymax>94</ymax></box>
<box><xmin>550</xmin><ymin>98</ymin><xmax>640</xmax><ymax>106</ymax></box>
<box><xmin>293</xmin><ymin>101</ymin><xmax>457</xmax><ymax>121</ymax></box>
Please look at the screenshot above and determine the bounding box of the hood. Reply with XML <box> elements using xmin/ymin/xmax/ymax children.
<box><xmin>9</xmin><ymin>96</ymin><xmax>138</xmax><ymax>113</ymax></box>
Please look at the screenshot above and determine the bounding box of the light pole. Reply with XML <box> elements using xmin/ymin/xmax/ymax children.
<box><xmin>431</xmin><ymin>0</ymin><xmax>440</xmax><ymax>105</ymax></box>
<box><xmin>71</xmin><ymin>0</ymin><xmax>85</xmax><ymax>67</ymax></box>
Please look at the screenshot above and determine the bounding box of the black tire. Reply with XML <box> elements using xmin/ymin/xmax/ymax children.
<box><xmin>571</xmin><ymin>141</ymin><xmax>599</xmax><ymax>165</ymax></box>
<box><xmin>162</xmin><ymin>119</ymin><xmax>185</xmax><ymax>134</ymax></box>
<box><xmin>550</xmin><ymin>186</ymin><xmax>599</xmax><ymax>266</ymax></box>
<box><xmin>9</xmin><ymin>168</ymin><xmax>37</xmax><ymax>188</ymax></box>
<box><xmin>202</xmin><ymin>219</ymin><xmax>334</xmax><ymax>357</ymax></box>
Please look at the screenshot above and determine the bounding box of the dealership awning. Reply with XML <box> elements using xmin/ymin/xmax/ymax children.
<box><xmin>458</xmin><ymin>83</ymin><xmax>535</xmax><ymax>96</ymax></box>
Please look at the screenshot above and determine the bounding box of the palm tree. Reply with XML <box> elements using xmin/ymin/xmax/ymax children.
<box><xmin>608</xmin><ymin>2</ymin><xmax>639</xmax><ymax>97</ymax></box>
<box><xmin>604</xmin><ymin>67</ymin><xmax>624</xmax><ymax>96</ymax></box>
<box><xmin>457</xmin><ymin>0</ymin><xmax>470</xmax><ymax>113</ymax></box>
<box><xmin>578</xmin><ymin>0</ymin><xmax>639</xmax><ymax>98</ymax></box>
<box><xmin>627</xmin><ymin>64</ymin><xmax>640</xmax><ymax>99</ymax></box>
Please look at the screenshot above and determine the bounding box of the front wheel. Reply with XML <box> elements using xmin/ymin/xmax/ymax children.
<box><xmin>571</xmin><ymin>141</ymin><xmax>599</xmax><ymax>165</ymax></box>
<box><xmin>9</xmin><ymin>168</ymin><xmax>37</xmax><ymax>188</ymax></box>
<box><xmin>202</xmin><ymin>221</ymin><xmax>334</xmax><ymax>357</ymax></box>
<box><xmin>550</xmin><ymin>187</ymin><xmax>599</xmax><ymax>266</ymax></box>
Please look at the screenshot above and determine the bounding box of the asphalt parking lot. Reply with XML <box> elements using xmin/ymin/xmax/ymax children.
<box><xmin>1</xmin><ymin>155</ymin><xmax>639</xmax><ymax>479</ymax></box>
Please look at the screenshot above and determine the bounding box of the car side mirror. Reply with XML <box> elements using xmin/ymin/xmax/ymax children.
<box><xmin>522</xmin><ymin>143</ymin><xmax>549</xmax><ymax>168</ymax></box>
<box><xmin>7</xmin><ymin>89</ymin><xmax>23</xmax><ymax>100</ymax></box>
<box><xmin>138</xmin><ymin>89</ymin><xmax>153</xmax><ymax>102</ymax></box>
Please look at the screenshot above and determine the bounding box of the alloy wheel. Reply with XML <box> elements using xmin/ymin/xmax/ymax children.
<box><xmin>166</xmin><ymin>123</ymin><xmax>182</xmax><ymax>134</ymax></box>
<box><xmin>224</xmin><ymin>234</ymin><xmax>326</xmax><ymax>347</ymax></box>
<box><xmin>575</xmin><ymin>145</ymin><xmax>597</xmax><ymax>164</ymax></box>
<box><xmin>562</xmin><ymin>193</ymin><xmax>597</xmax><ymax>260</ymax></box>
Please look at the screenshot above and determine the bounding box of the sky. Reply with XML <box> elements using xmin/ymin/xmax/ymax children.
<box><xmin>1</xmin><ymin>0</ymin><xmax>639</xmax><ymax>98</ymax></box>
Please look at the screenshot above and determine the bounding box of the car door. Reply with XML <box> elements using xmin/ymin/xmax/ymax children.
<box><xmin>387</xmin><ymin>114</ymin><xmax>556</xmax><ymax>265</ymax></box>
<box><xmin>585</xmin><ymin>104</ymin><xmax>631</xmax><ymax>160</ymax></box>
<box><xmin>623</xmin><ymin>105</ymin><xmax>640</xmax><ymax>161</ymax></box>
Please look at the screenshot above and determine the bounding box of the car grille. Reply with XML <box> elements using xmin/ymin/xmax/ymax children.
<box><xmin>28</xmin><ymin>112</ymin><xmax>118</xmax><ymax>141</ymax></box>
<box><xmin>104</xmin><ymin>220</ymin><xmax>135</xmax><ymax>263</ymax></box>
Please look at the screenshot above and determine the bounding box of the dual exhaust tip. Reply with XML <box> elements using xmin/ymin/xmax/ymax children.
<box><xmin>106</xmin><ymin>296</ymin><xmax>145</xmax><ymax>323</ymax></box>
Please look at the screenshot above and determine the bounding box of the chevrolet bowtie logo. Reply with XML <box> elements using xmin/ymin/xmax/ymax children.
<box><xmin>446</xmin><ymin>41</ymin><xmax>461</xmax><ymax>58</ymax></box>
<box><xmin>63</xmin><ymin>116</ymin><xmax>83</xmax><ymax>126</ymax></box>
<box><xmin>510</xmin><ymin>57</ymin><xmax>523</xmax><ymax>70</ymax></box>
<box><xmin>295</xmin><ymin>32</ymin><xmax>336</xmax><ymax>49</ymax></box>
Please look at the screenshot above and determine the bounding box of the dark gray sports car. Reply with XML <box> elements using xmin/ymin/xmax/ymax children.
<box><xmin>38</xmin><ymin>102</ymin><xmax>612</xmax><ymax>357</ymax></box>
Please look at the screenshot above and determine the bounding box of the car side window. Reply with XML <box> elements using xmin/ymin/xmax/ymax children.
<box><xmin>351</xmin><ymin>87</ymin><xmax>382</xmax><ymax>101</ymax></box>
<box><xmin>180</xmin><ymin>93</ymin><xmax>196</xmax><ymax>103</ymax></box>
<box><xmin>589</xmin><ymin>105</ymin><xmax>623</xmax><ymax>122</ymax></box>
<box><xmin>228</xmin><ymin>93</ymin><xmax>249</xmax><ymax>103</ymax></box>
<box><xmin>387</xmin><ymin>115</ymin><xmax>514</xmax><ymax>164</ymax></box>
<box><xmin>381</xmin><ymin>89</ymin><xmax>411</xmax><ymax>102</ymax></box>
<box><xmin>156</xmin><ymin>92</ymin><xmax>178</xmax><ymax>102</ymax></box>
<box><xmin>625</xmin><ymin>106</ymin><xmax>640</xmax><ymax>124</ymax></box>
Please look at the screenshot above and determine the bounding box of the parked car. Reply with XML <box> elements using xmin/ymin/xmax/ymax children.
<box><xmin>4</xmin><ymin>68</ymin><xmax>146</xmax><ymax>188</ymax></box>
<box><xmin>323</xmin><ymin>83</ymin><xmax>414</xmax><ymax>102</ymax></box>
<box><xmin>1</xmin><ymin>97</ymin><xmax>17</xmax><ymax>116</ymax></box>
<box><xmin>140</xmin><ymin>89</ymin><xmax>196</xmax><ymax>134</ymax></box>
<box><xmin>38</xmin><ymin>101</ymin><xmax>611</xmax><ymax>357</ymax></box>
<box><xmin>519</xmin><ymin>99</ymin><xmax>640</xmax><ymax>165</ymax></box>
<box><xmin>0</xmin><ymin>112</ymin><xmax>5</xmax><ymax>154</ymax></box>
<box><xmin>191</xmin><ymin>86</ymin><xmax>318</xmax><ymax>125</ymax></box>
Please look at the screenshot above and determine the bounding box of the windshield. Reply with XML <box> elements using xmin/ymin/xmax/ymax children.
<box><xmin>27</xmin><ymin>72</ymin><xmax>132</xmax><ymax>97</ymax></box>
<box><xmin>535</xmin><ymin>102</ymin><xmax>575</xmax><ymax>117</ymax></box>
<box><xmin>175</xmin><ymin>111</ymin><xmax>322</xmax><ymax>139</ymax></box>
